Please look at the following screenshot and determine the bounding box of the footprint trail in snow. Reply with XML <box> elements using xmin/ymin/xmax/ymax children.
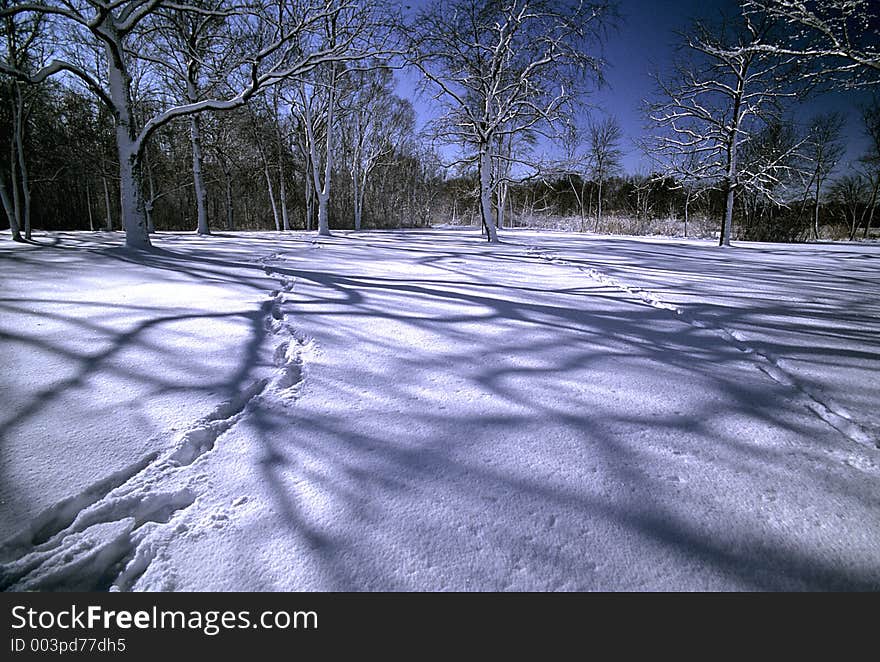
<box><xmin>525</xmin><ymin>245</ymin><xmax>880</xmax><ymax>455</ymax></box>
<box><xmin>0</xmin><ymin>254</ymin><xmax>312</xmax><ymax>591</ymax></box>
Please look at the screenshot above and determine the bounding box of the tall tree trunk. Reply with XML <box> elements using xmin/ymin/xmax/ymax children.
<box><xmin>351</xmin><ymin>157</ymin><xmax>363</xmax><ymax>231</ymax></box>
<box><xmin>304</xmin><ymin>158</ymin><xmax>313</xmax><ymax>231</ymax></box>
<box><xmin>353</xmin><ymin>171</ymin><xmax>365</xmax><ymax>231</ymax></box>
<box><xmin>849</xmin><ymin>205</ymin><xmax>858</xmax><ymax>240</ymax></box>
<box><xmin>262</xmin><ymin>156</ymin><xmax>280</xmax><ymax>231</ymax></box>
<box><xmin>508</xmin><ymin>186</ymin><xmax>514</xmax><ymax>229</ymax></box>
<box><xmin>495</xmin><ymin>181</ymin><xmax>506</xmax><ymax>229</ymax></box>
<box><xmin>721</xmin><ymin>181</ymin><xmax>735</xmax><ymax>247</ymax></box>
<box><xmin>256</xmin><ymin>136</ymin><xmax>280</xmax><ymax>231</ymax></box>
<box><xmin>813</xmin><ymin>174</ymin><xmax>821</xmax><ymax>240</ymax></box>
<box><xmin>189</xmin><ymin>113</ymin><xmax>209</xmax><ymax>235</ymax></box>
<box><xmin>103</xmin><ymin>177</ymin><xmax>113</xmax><ymax>231</ymax></box>
<box><xmin>684</xmin><ymin>190</ymin><xmax>690</xmax><ymax>237</ymax></box>
<box><xmin>569</xmin><ymin>176</ymin><xmax>585</xmax><ymax>231</ymax></box>
<box><xmin>105</xmin><ymin>35</ymin><xmax>150</xmax><ymax>249</ymax></box>
<box><xmin>720</xmin><ymin>133</ymin><xmax>739</xmax><ymax>248</ymax></box>
<box><xmin>317</xmin><ymin>86</ymin><xmax>334</xmax><ymax>237</ymax></box>
<box><xmin>222</xmin><ymin>159</ymin><xmax>234</xmax><ymax>231</ymax></box>
<box><xmin>719</xmin><ymin>71</ymin><xmax>745</xmax><ymax>248</ymax></box>
<box><xmin>479</xmin><ymin>143</ymin><xmax>498</xmax><ymax>243</ymax></box>
<box><xmin>279</xmin><ymin>168</ymin><xmax>290</xmax><ymax>230</ymax></box>
<box><xmin>116</xmin><ymin>139</ymin><xmax>149</xmax><ymax>246</ymax></box>
<box><xmin>316</xmin><ymin>189</ymin><xmax>330</xmax><ymax>235</ymax></box>
<box><xmin>276</xmin><ymin>124</ymin><xmax>290</xmax><ymax>231</ymax></box>
<box><xmin>143</xmin><ymin>148</ymin><xmax>156</xmax><ymax>233</ymax></box>
<box><xmin>86</xmin><ymin>181</ymin><xmax>95</xmax><ymax>232</ymax></box>
<box><xmin>352</xmin><ymin>114</ymin><xmax>364</xmax><ymax>231</ymax></box>
<box><xmin>13</xmin><ymin>85</ymin><xmax>31</xmax><ymax>239</ymax></box>
<box><xmin>862</xmin><ymin>175</ymin><xmax>879</xmax><ymax>239</ymax></box>
<box><xmin>9</xmin><ymin>137</ymin><xmax>22</xmax><ymax>236</ymax></box>
<box><xmin>303</xmin><ymin>78</ymin><xmax>335</xmax><ymax>237</ymax></box>
<box><xmin>0</xmin><ymin>167</ymin><xmax>22</xmax><ymax>241</ymax></box>
<box><xmin>595</xmin><ymin>179</ymin><xmax>603</xmax><ymax>231</ymax></box>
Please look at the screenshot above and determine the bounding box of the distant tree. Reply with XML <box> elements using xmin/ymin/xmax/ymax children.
<box><xmin>552</xmin><ymin>121</ymin><xmax>591</xmax><ymax>230</ymax></box>
<box><xmin>737</xmin><ymin>119</ymin><xmax>803</xmax><ymax>238</ymax></box>
<box><xmin>587</xmin><ymin>115</ymin><xmax>623</xmax><ymax>229</ymax></box>
<box><xmin>857</xmin><ymin>97</ymin><xmax>880</xmax><ymax>237</ymax></box>
<box><xmin>830</xmin><ymin>173</ymin><xmax>868</xmax><ymax>239</ymax></box>
<box><xmin>297</xmin><ymin>61</ymin><xmax>338</xmax><ymax>237</ymax></box>
<box><xmin>339</xmin><ymin>66</ymin><xmax>413</xmax><ymax>231</ymax></box>
<box><xmin>800</xmin><ymin>113</ymin><xmax>845</xmax><ymax>239</ymax></box>
<box><xmin>404</xmin><ymin>0</ymin><xmax>612</xmax><ymax>243</ymax></box>
<box><xmin>0</xmin><ymin>1</ymin><xmax>47</xmax><ymax>241</ymax></box>
<box><xmin>649</xmin><ymin>12</ymin><xmax>802</xmax><ymax>246</ymax></box>
<box><xmin>145</xmin><ymin>0</ymin><xmax>239</xmax><ymax>236</ymax></box>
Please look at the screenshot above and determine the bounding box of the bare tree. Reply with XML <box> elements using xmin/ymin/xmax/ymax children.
<box><xmin>0</xmin><ymin>0</ymin><xmax>384</xmax><ymax>248</ymax></box>
<box><xmin>800</xmin><ymin>113</ymin><xmax>845</xmax><ymax>239</ymax></box>
<box><xmin>249</xmin><ymin>104</ymin><xmax>282</xmax><ymax>231</ymax></box>
<box><xmin>554</xmin><ymin>121</ymin><xmax>591</xmax><ymax>229</ymax></box>
<box><xmin>649</xmin><ymin>13</ymin><xmax>801</xmax><ymax>246</ymax></box>
<box><xmin>743</xmin><ymin>0</ymin><xmax>880</xmax><ymax>88</ymax></box>
<box><xmin>144</xmin><ymin>0</ymin><xmax>238</xmax><ymax>236</ymax></box>
<box><xmin>404</xmin><ymin>0</ymin><xmax>611</xmax><ymax>243</ymax></box>
<box><xmin>339</xmin><ymin>65</ymin><xmax>412</xmax><ymax>231</ymax></box>
<box><xmin>858</xmin><ymin>97</ymin><xmax>880</xmax><ymax>237</ymax></box>
<box><xmin>645</xmin><ymin>148</ymin><xmax>715</xmax><ymax>236</ymax></box>
<box><xmin>737</xmin><ymin>118</ymin><xmax>804</xmax><ymax>236</ymax></box>
<box><xmin>587</xmin><ymin>115</ymin><xmax>622</xmax><ymax>229</ymax></box>
<box><xmin>0</xmin><ymin>1</ymin><xmax>46</xmax><ymax>241</ymax></box>
<box><xmin>298</xmin><ymin>63</ymin><xmax>337</xmax><ymax>237</ymax></box>
<box><xmin>830</xmin><ymin>173</ymin><xmax>868</xmax><ymax>239</ymax></box>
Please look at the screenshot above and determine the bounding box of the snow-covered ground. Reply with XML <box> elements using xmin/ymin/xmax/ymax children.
<box><xmin>1</xmin><ymin>228</ymin><xmax>878</xmax><ymax>591</ymax></box>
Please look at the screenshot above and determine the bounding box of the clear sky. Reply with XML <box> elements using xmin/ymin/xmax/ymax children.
<box><xmin>396</xmin><ymin>0</ymin><xmax>874</xmax><ymax>175</ymax></box>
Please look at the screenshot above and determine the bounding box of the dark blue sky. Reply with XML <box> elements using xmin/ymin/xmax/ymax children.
<box><xmin>593</xmin><ymin>0</ymin><xmax>741</xmax><ymax>171</ymax></box>
<box><xmin>397</xmin><ymin>0</ymin><xmax>873</xmax><ymax>174</ymax></box>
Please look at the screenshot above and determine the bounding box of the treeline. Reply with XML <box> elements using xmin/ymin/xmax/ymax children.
<box><xmin>4</xmin><ymin>76</ymin><xmax>877</xmax><ymax>243</ymax></box>
<box><xmin>0</xmin><ymin>70</ymin><xmax>442</xmax><ymax>235</ymax></box>
<box><xmin>1</xmin><ymin>1</ymin><xmax>879</xmax><ymax>247</ymax></box>
<box><xmin>439</xmin><ymin>122</ymin><xmax>880</xmax><ymax>243</ymax></box>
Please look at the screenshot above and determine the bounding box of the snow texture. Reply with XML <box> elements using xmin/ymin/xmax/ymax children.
<box><xmin>1</xmin><ymin>228</ymin><xmax>878</xmax><ymax>591</ymax></box>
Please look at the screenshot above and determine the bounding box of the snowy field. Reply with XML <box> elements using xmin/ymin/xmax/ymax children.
<box><xmin>1</xmin><ymin>227</ymin><xmax>879</xmax><ymax>591</ymax></box>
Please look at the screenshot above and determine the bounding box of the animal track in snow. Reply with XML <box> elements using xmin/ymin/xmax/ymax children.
<box><xmin>0</xmin><ymin>488</ymin><xmax>196</xmax><ymax>591</ymax></box>
<box><xmin>526</xmin><ymin>246</ymin><xmax>879</xmax><ymax>452</ymax></box>
<box><xmin>170</xmin><ymin>378</ymin><xmax>269</xmax><ymax>466</ymax></box>
<box><xmin>0</xmin><ymin>251</ymin><xmax>314</xmax><ymax>591</ymax></box>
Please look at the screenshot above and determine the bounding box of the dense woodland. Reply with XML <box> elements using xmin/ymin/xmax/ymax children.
<box><xmin>1</xmin><ymin>0</ymin><xmax>878</xmax><ymax>246</ymax></box>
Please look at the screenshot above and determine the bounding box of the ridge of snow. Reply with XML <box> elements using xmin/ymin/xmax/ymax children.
<box><xmin>525</xmin><ymin>245</ymin><xmax>880</xmax><ymax>451</ymax></box>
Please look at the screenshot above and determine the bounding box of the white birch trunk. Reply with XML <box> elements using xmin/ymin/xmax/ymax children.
<box><xmin>0</xmin><ymin>167</ymin><xmax>22</xmax><ymax>241</ymax></box>
<box><xmin>103</xmin><ymin>177</ymin><xmax>113</xmax><ymax>231</ymax></box>
<box><xmin>304</xmin><ymin>158</ymin><xmax>313</xmax><ymax>231</ymax></box>
<box><xmin>9</xmin><ymin>138</ymin><xmax>22</xmax><ymax>236</ymax></box>
<box><xmin>143</xmin><ymin>149</ymin><xmax>156</xmax><ymax>233</ymax></box>
<box><xmin>13</xmin><ymin>85</ymin><xmax>31</xmax><ymax>239</ymax></box>
<box><xmin>276</xmin><ymin>124</ymin><xmax>290</xmax><ymax>231</ymax></box>
<box><xmin>479</xmin><ymin>145</ymin><xmax>498</xmax><ymax>243</ymax></box>
<box><xmin>262</xmin><ymin>156</ymin><xmax>280</xmax><ymax>231</ymax></box>
<box><xmin>303</xmin><ymin>80</ymin><xmax>335</xmax><ymax>237</ymax></box>
<box><xmin>105</xmin><ymin>34</ymin><xmax>150</xmax><ymax>249</ymax></box>
<box><xmin>190</xmin><ymin>112</ymin><xmax>209</xmax><ymax>235</ymax></box>
<box><xmin>86</xmin><ymin>181</ymin><xmax>95</xmax><ymax>232</ymax></box>
<box><xmin>222</xmin><ymin>159</ymin><xmax>234</xmax><ymax>231</ymax></box>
